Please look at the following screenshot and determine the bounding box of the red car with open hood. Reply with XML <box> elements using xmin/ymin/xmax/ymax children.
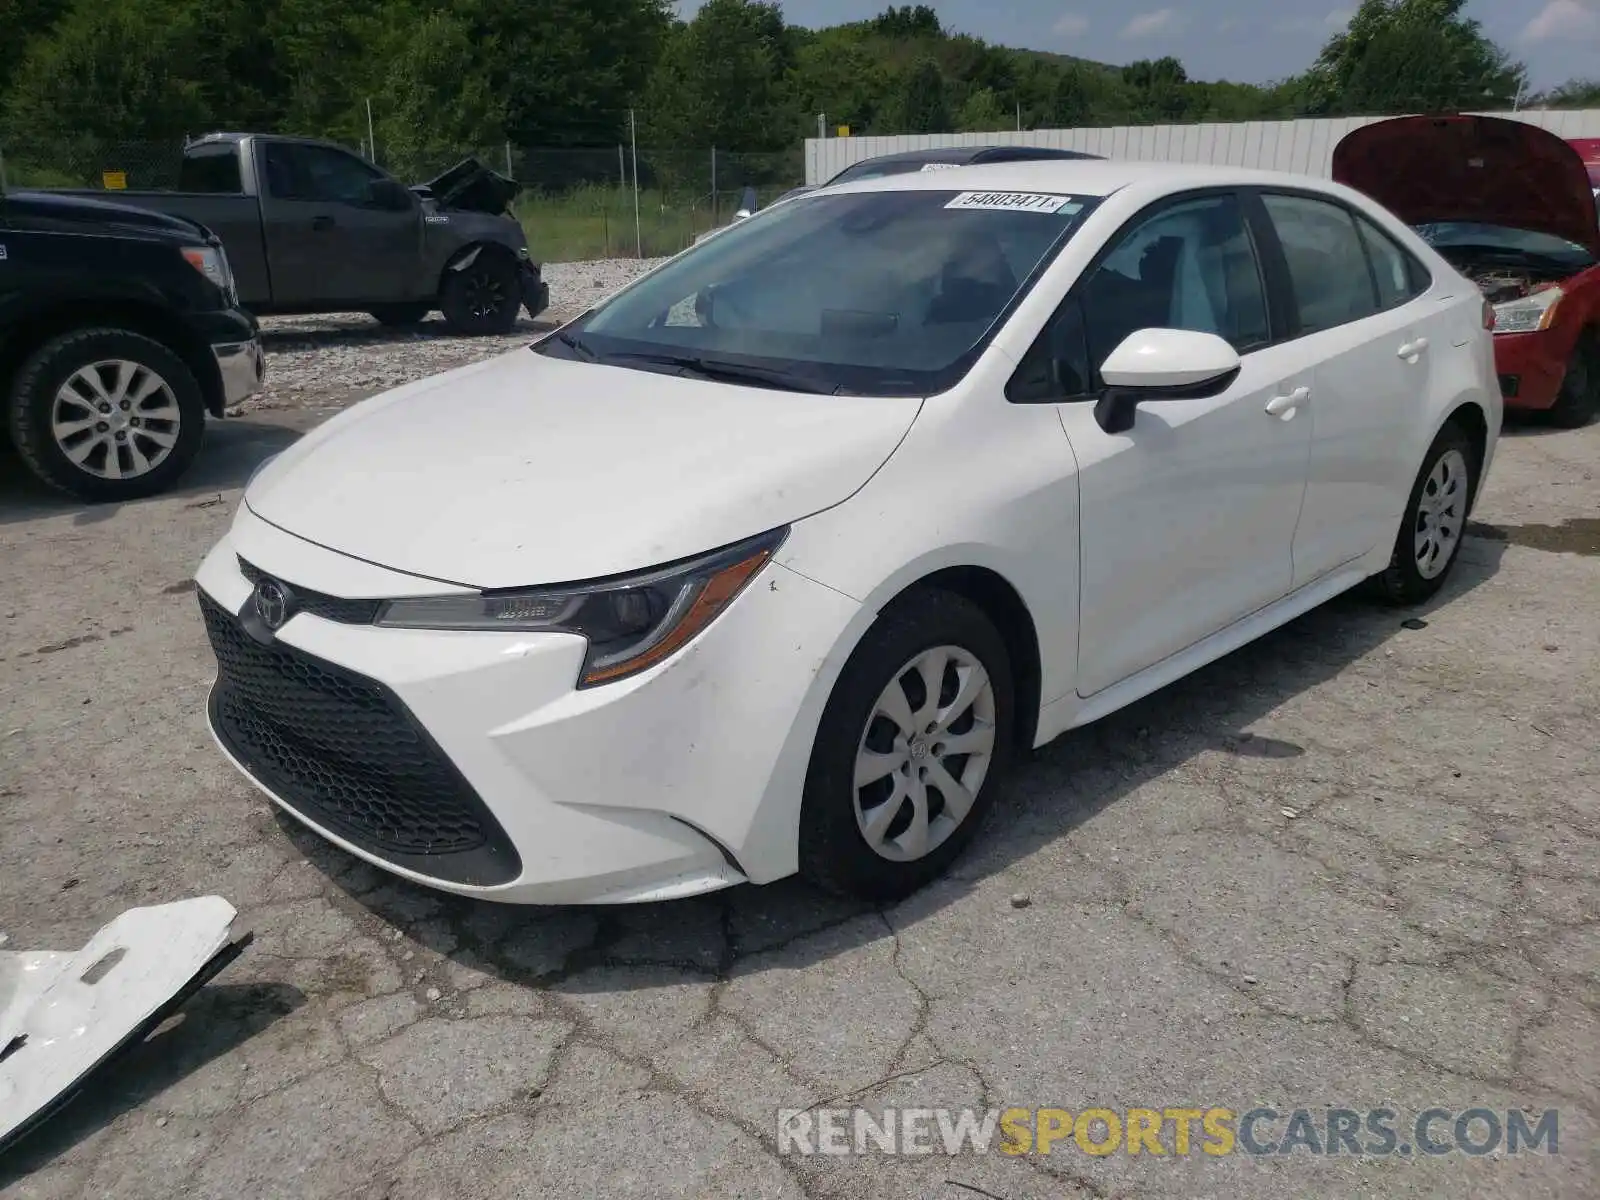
<box><xmin>1334</xmin><ymin>114</ymin><xmax>1600</xmax><ymax>427</ymax></box>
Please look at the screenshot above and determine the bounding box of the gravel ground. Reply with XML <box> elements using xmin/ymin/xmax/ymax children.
<box><xmin>240</xmin><ymin>257</ymin><xmax>669</xmax><ymax>415</ymax></box>
<box><xmin>1</xmin><ymin>304</ymin><xmax>1597</xmax><ymax>1198</ymax></box>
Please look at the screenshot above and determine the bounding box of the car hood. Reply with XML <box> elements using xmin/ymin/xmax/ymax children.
<box><xmin>412</xmin><ymin>158</ymin><xmax>519</xmax><ymax>215</ymax></box>
<box><xmin>245</xmin><ymin>349</ymin><xmax>922</xmax><ymax>589</ymax></box>
<box><xmin>1332</xmin><ymin>115</ymin><xmax>1600</xmax><ymax>257</ymax></box>
<box><xmin>3</xmin><ymin>190</ymin><xmax>209</xmax><ymax>243</ymax></box>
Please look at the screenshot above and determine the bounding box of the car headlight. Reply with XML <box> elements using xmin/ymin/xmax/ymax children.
<box><xmin>1493</xmin><ymin>286</ymin><xmax>1563</xmax><ymax>335</ymax></box>
<box><xmin>181</xmin><ymin>245</ymin><xmax>234</xmax><ymax>298</ymax></box>
<box><xmin>374</xmin><ymin>527</ymin><xmax>788</xmax><ymax>687</ymax></box>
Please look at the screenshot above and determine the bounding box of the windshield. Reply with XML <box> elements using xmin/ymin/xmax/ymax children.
<box><xmin>1414</xmin><ymin>222</ymin><xmax>1595</xmax><ymax>267</ymax></box>
<box><xmin>542</xmin><ymin>187</ymin><xmax>1100</xmax><ymax>396</ymax></box>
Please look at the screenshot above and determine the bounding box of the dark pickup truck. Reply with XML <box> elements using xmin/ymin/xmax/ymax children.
<box><xmin>52</xmin><ymin>133</ymin><xmax>550</xmax><ymax>335</ymax></box>
<box><xmin>2</xmin><ymin>187</ymin><xmax>265</xmax><ymax>502</ymax></box>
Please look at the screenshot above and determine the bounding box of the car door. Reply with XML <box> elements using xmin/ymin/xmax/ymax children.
<box><xmin>1008</xmin><ymin>191</ymin><xmax>1314</xmax><ymax>699</ymax></box>
<box><xmin>257</xmin><ymin>142</ymin><xmax>419</xmax><ymax>307</ymax></box>
<box><xmin>1255</xmin><ymin>191</ymin><xmax>1437</xmax><ymax>586</ymax></box>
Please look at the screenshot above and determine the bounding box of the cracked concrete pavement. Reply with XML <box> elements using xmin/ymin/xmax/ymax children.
<box><xmin>1</xmin><ymin>403</ymin><xmax>1596</xmax><ymax>1199</ymax></box>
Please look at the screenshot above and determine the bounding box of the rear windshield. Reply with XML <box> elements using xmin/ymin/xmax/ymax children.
<box><xmin>827</xmin><ymin>158</ymin><xmax>966</xmax><ymax>185</ymax></box>
<box><xmin>542</xmin><ymin>187</ymin><xmax>1101</xmax><ymax>396</ymax></box>
<box><xmin>178</xmin><ymin>145</ymin><xmax>244</xmax><ymax>194</ymax></box>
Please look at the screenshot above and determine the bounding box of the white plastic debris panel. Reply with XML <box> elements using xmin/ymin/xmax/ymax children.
<box><xmin>0</xmin><ymin>896</ymin><xmax>252</xmax><ymax>1155</ymax></box>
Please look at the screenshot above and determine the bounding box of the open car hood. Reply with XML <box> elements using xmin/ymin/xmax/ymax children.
<box><xmin>1332</xmin><ymin>115</ymin><xmax>1600</xmax><ymax>257</ymax></box>
<box><xmin>411</xmin><ymin>158</ymin><xmax>519</xmax><ymax>215</ymax></box>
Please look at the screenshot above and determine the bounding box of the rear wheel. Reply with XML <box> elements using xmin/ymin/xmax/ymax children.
<box><xmin>440</xmin><ymin>251</ymin><xmax>521</xmax><ymax>335</ymax></box>
<box><xmin>369</xmin><ymin>303</ymin><xmax>432</xmax><ymax>328</ymax></box>
<box><xmin>798</xmin><ymin>589</ymin><xmax>1014</xmax><ymax>901</ymax></box>
<box><xmin>7</xmin><ymin>328</ymin><xmax>206</xmax><ymax>502</ymax></box>
<box><xmin>1367</xmin><ymin>421</ymin><xmax>1477</xmax><ymax>606</ymax></box>
<box><xmin>1545</xmin><ymin>330</ymin><xmax>1600</xmax><ymax>428</ymax></box>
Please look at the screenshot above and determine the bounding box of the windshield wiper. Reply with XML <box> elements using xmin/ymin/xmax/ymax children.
<box><xmin>554</xmin><ymin>331</ymin><xmax>598</xmax><ymax>360</ymax></box>
<box><xmin>607</xmin><ymin>351</ymin><xmax>840</xmax><ymax>394</ymax></box>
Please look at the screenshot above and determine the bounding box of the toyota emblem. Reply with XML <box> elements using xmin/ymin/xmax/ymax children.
<box><xmin>253</xmin><ymin>578</ymin><xmax>292</xmax><ymax>631</ymax></box>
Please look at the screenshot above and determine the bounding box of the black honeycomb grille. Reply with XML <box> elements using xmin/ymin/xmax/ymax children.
<box><xmin>200</xmin><ymin>591</ymin><xmax>520</xmax><ymax>886</ymax></box>
<box><xmin>237</xmin><ymin>558</ymin><xmax>381</xmax><ymax>625</ymax></box>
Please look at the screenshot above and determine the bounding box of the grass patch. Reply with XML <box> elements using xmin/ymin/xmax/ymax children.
<box><xmin>516</xmin><ymin>183</ymin><xmax>801</xmax><ymax>263</ymax></box>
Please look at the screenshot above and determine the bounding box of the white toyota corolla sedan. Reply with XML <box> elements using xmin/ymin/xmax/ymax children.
<box><xmin>196</xmin><ymin>161</ymin><xmax>1501</xmax><ymax>905</ymax></box>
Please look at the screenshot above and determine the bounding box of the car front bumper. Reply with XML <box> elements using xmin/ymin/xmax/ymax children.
<box><xmin>193</xmin><ymin>505</ymin><xmax>864</xmax><ymax>904</ymax></box>
<box><xmin>1493</xmin><ymin>328</ymin><xmax>1574</xmax><ymax>412</ymax></box>
<box><xmin>521</xmin><ymin>262</ymin><xmax>550</xmax><ymax>319</ymax></box>
<box><xmin>211</xmin><ymin>339</ymin><xmax>266</xmax><ymax>409</ymax></box>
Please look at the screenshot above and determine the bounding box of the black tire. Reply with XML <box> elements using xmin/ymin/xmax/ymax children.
<box><xmin>1366</xmin><ymin>421</ymin><xmax>1479</xmax><ymax>606</ymax></box>
<box><xmin>798</xmin><ymin>589</ymin><xmax>1015</xmax><ymax>902</ymax></box>
<box><xmin>7</xmin><ymin>328</ymin><xmax>207</xmax><ymax>503</ymax></box>
<box><xmin>369</xmin><ymin>303</ymin><xmax>432</xmax><ymax>328</ymax></box>
<box><xmin>439</xmin><ymin>250</ymin><xmax>521</xmax><ymax>335</ymax></box>
<box><xmin>1544</xmin><ymin>331</ymin><xmax>1600</xmax><ymax>429</ymax></box>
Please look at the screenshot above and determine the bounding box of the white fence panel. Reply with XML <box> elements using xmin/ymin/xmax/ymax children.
<box><xmin>804</xmin><ymin>110</ymin><xmax>1600</xmax><ymax>184</ymax></box>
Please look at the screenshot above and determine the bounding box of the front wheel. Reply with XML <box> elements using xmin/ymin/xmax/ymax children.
<box><xmin>1366</xmin><ymin>422</ymin><xmax>1478</xmax><ymax>606</ymax></box>
<box><xmin>798</xmin><ymin>589</ymin><xmax>1014</xmax><ymax>901</ymax></box>
<box><xmin>7</xmin><ymin>328</ymin><xmax>207</xmax><ymax>502</ymax></box>
<box><xmin>1545</xmin><ymin>331</ymin><xmax>1600</xmax><ymax>428</ymax></box>
<box><xmin>440</xmin><ymin>252</ymin><xmax>521</xmax><ymax>335</ymax></box>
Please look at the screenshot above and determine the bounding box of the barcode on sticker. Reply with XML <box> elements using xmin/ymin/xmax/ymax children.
<box><xmin>920</xmin><ymin>162</ymin><xmax>962</xmax><ymax>172</ymax></box>
<box><xmin>945</xmin><ymin>191</ymin><xmax>1075</xmax><ymax>213</ymax></box>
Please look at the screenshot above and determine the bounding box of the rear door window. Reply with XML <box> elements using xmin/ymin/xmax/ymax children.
<box><xmin>1354</xmin><ymin>214</ymin><xmax>1430</xmax><ymax>310</ymax></box>
<box><xmin>1261</xmin><ymin>193</ymin><xmax>1380</xmax><ymax>334</ymax></box>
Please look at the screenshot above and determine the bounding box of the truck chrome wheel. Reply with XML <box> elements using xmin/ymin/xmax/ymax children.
<box><xmin>52</xmin><ymin>360</ymin><xmax>181</xmax><ymax>480</ymax></box>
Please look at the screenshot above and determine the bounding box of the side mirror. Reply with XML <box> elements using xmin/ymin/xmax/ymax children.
<box><xmin>1094</xmin><ymin>328</ymin><xmax>1241</xmax><ymax>434</ymax></box>
<box><xmin>693</xmin><ymin>284</ymin><xmax>718</xmax><ymax>326</ymax></box>
<box><xmin>365</xmin><ymin>178</ymin><xmax>415</xmax><ymax>211</ymax></box>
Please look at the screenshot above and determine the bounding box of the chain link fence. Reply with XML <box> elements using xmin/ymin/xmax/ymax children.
<box><xmin>0</xmin><ymin>136</ymin><xmax>805</xmax><ymax>262</ymax></box>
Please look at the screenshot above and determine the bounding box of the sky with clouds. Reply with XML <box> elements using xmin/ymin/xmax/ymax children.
<box><xmin>676</xmin><ymin>1</ymin><xmax>1600</xmax><ymax>91</ymax></box>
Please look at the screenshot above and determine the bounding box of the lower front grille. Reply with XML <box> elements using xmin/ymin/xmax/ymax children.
<box><xmin>200</xmin><ymin>591</ymin><xmax>520</xmax><ymax>886</ymax></box>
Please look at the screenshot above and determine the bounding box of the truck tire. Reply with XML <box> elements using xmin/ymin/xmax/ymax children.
<box><xmin>440</xmin><ymin>250</ymin><xmax>521</xmax><ymax>335</ymax></box>
<box><xmin>7</xmin><ymin>328</ymin><xmax>207</xmax><ymax>503</ymax></box>
<box><xmin>369</xmin><ymin>303</ymin><xmax>432</xmax><ymax>328</ymax></box>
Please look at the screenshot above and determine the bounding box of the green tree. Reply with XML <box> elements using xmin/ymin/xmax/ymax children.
<box><xmin>0</xmin><ymin>0</ymin><xmax>69</xmax><ymax>96</ymax></box>
<box><xmin>1301</xmin><ymin>0</ymin><xmax>1524</xmax><ymax>115</ymax></box>
<box><xmin>1122</xmin><ymin>57</ymin><xmax>1191</xmax><ymax>121</ymax></box>
<box><xmin>1534</xmin><ymin>78</ymin><xmax>1600</xmax><ymax>109</ymax></box>
<box><xmin>893</xmin><ymin>57</ymin><xmax>951</xmax><ymax>133</ymax></box>
<box><xmin>870</xmin><ymin>5</ymin><xmax>941</xmax><ymax>39</ymax></box>
<box><xmin>955</xmin><ymin>87</ymin><xmax>1006</xmax><ymax>132</ymax></box>
<box><xmin>371</xmin><ymin>10</ymin><xmax>502</xmax><ymax>176</ymax></box>
<box><xmin>642</xmin><ymin>0</ymin><xmax>794</xmax><ymax>188</ymax></box>
<box><xmin>4</xmin><ymin>0</ymin><xmax>209</xmax><ymax>180</ymax></box>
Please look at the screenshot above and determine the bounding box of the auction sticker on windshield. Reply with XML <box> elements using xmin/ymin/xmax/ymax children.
<box><xmin>945</xmin><ymin>192</ymin><xmax>1080</xmax><ymax>214</ymax></box>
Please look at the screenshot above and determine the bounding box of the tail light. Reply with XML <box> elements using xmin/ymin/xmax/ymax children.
<box><xmin>1482</xmin><ymin>299</ymin><xmax>1496</xmax><ymax>331</ymax></box>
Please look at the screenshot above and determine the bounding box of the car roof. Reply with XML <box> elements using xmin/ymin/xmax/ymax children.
<box><xmin>842</xmin><ymin>145</ymin><xmax>1099</xmax><ymax>167</ymax></box>
<box><xmin>818</xmin><ymin>158</ymin><xmax>1362</xmax><ymax>201</ymax></box>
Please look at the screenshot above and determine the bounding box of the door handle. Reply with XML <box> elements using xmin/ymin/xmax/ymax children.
<box><xmin>1265</xmin><ymin>386</ymin><xmax>1310</xmax><ymax>418</ymax></box>
<box><xmin>311</xmin><ymin>215</ymin><xmax>335</xmax><ymax>231</ymax></box>
<box><xmin>1397</xmin><ymin>337</ymin><xmax>1429</xmax><ymax>360</ymax></box>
